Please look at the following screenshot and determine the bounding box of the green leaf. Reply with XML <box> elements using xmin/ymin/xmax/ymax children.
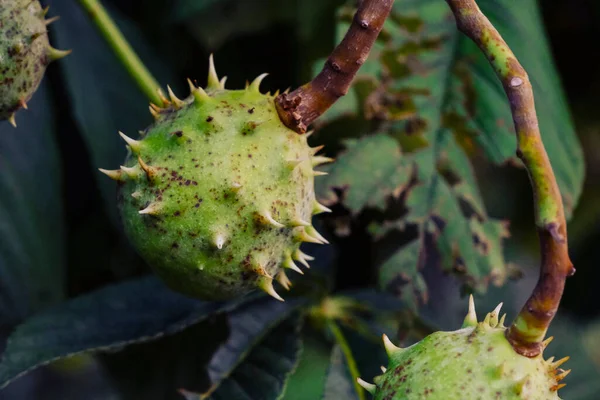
<box><xmin>376</xmin><ymin>140</ymin><xmax>510</xmax><ymax>306</ymax></box>
<box><xmin>0</xmin><ymin>277</ymin><xmax>253</xmax><ymax>389</ymax></box>
<box><xmin>319</xmin><ymin>132</ymin><xmax>510</xmax><ymax>306</ymax></box>
<box><xmin>0</xmin><ymin>82</ymin><xmax>65</xmax><ymax>326</ymax></box>
<box><xmin>48</xmin><ymin>2</ymin><xmax>175</xmax><ymax>224</ymax></box>
<box><xmin>320</xmin><ymin>0</ymin><xmax>583</xmax><ymax>218</ymax></box>
<box><xmin>280</xmin><ymin>332</ymin><xmax>332</xmax><ymax>400</ymax></box>
<box><xmin>323</xmin><ymin>346</ymin><xmax>359</xmax><ymax>400</ymax></box>
<box><xmin>181</xmin><ymin>314</ymin><xmax>304</xmax><ymax>400</ymax></box>
<box><xmin>101</xmin><ymin>317</ymin><xmax>229</xmax><ymax>400</ymax></box>
<box><xmin>317</xmin><ymin>0</ymin><xmax>587</xmax><ymax>303</ymax></box>
<box><xmin>316</xmin><ymin>133</ymin><xmax>411</xmax><ymax>213</ymax></box>
<box><xmin>378</xmin><ymin>239</ymin><xmax>428</xmax><ymax>310</ymax></box>
<box><xmin>200</xmin><ymin>298</ymin><xmax>307</xmax><ymax>398</ymax></box>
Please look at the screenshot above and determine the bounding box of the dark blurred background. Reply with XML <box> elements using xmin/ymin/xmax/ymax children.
<box><xmin>0</xmin><ymin>0</ymin><xmax>599</xmax><ymax>398</ymax></box>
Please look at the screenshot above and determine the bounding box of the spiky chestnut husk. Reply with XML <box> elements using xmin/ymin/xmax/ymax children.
<box><xmin>358</xmin><ymin>297</ymin><xmax>569</xmax><ymax>399</ymax></box>
<box><xmin>100</xmin><ymin>57</ymin><xmax>332</xmax><ymax>301</ymax></box>
<box><xmin>0</xmin><ymin>0</ymin><xmax>69</xmax><ymax>126</ymax></box>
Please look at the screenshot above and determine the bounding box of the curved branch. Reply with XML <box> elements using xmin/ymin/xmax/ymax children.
<box><xmin>275</xmin><ymin>0</ymin><xmax>394</xmax><ymax>133</ymax></box>
<box><xmin>446</xmin><ymin>0</ymin><xmax>575</xmax><ymax>357</ymax></box>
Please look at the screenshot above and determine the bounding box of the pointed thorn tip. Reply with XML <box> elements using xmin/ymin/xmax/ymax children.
<box><xmin>47</xmin><ymin>46</ymin><xmax>71</xmax><ymax>61</ymax></box>
<box><xmin>207</xmin><ymin>54</ymin><xmax>221</xmax><ymax>90</ymax></box>
<box><xmin>139</xmin><ymin>203</ymin><xmax>161</xmax><ymax>215</ymax></box>
<box><xmin>313</xmin><ymin>201</ymin><xmax>332</xmax><ymax>215</ymax></box>
<box><xmin>8</xmin><ymin>113</ymin><xmax>17</xmax><ymax>127</ymax></box>
<box><xmin>119</xmin><ymin>131</ymin><xmax>142</xmax><ymax>153</ymax></box>
<box><xmin>276</xmin><ymin>270</ymin><xmax>292</xmax><ymax>291</ymax></box>
<box><xmin>98</xmin><ymin>168</ymin><xmax>122</xmax><ymax>181</ymax></box>
<box><xmin>356</xmin><ymin>378</ymin><xmax>376</xmax><ymax>395</ymax></box>
<box><xmin>382</xmin><ymin>334</ymin><xmax>401</xmax><ymax>356</ymax></box>
<box><xmin>551</xmin><ymin>356</ymin><xmax>570</xmax><ymax>370</ymax></box>
<box><xmin>45</xmin><ymin>16</ymin><xmax>60</xmax><ymax>25</ymax></box>
<box><xmin>462</xmin><ymin>294</ymin><xmax>478</xmax><ymax>328</ymax></box>
<box><xmin>167</xmin><ymin>86</ymin><xmax>185</xmax><ymax>108</ymax></box>
<box><xmin>249</xmin><ymin>73</ymin><xmax>269</xmax><ymax>93</ymax></box>
<box><xmin>259</xmin><ymin>277</ymin><xmax>284</xmax><ymax>301</ymax></box>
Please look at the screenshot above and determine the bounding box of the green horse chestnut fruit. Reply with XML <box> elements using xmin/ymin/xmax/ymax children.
<box><xmin>0</xmin><ymin>0</ymin><xmax>69</xmax><ymax>126</ymax></box>
<box><xmin>358</xmin><ymin>297</ymin><xmax>570</xmax><ymax>399</ymax></box>
<box><xmin>100</xmin><ymin>57</ymin><xmax>332</xmax><ymax>301</ymax></box>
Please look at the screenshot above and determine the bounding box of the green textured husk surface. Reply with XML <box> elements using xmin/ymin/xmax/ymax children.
<box><xmin>115</xmin><ymin>87</ymin><xmax>318</xmax><ymax>300</ymax></box>
<box><xmin>371</xmin><ymin>304</ymin><xmax>566</xmax><ymax>400</ymax></box>
<box><xmin>0</xmin><ymin>0</ymin><xmax>49</xmax><ymax>120</ymax></box>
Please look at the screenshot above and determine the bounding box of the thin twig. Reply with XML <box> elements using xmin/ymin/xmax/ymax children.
<box><xmin>275</xmin><ymin>0</ymin><xmax>394</xmax><ymax>133</ymax></box>
<box><xmin>78</xmin><ymin>0</ymin><xmax>163</xmax><ymax>105</ymax></box>
<box><xmin>446</xmin><ymin>0</ymin><xmax>575</xmax><ymax>357</ymax></box>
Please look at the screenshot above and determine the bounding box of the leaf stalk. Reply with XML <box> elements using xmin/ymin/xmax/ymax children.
<box><xmin>328</xmin><ymin>320</ymin><xmax>366</xmax><ymax>400</ymax></box>
<box><xmin>77</xmin><ymin>0</ymin><xmax>162</xmax><ymax>105</ymax></box>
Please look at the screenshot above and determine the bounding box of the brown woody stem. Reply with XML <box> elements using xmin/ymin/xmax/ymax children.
<box><xmin>446</xmin><ymin>0</ymin><xmax>575</xmax><ymax>357</ymax></box>
<box><xmin>275</xmin><ymin>0</ymin><xmax>394</xmax><ymax>133</ymax></box>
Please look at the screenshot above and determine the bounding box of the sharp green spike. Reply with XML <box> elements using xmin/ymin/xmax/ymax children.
<box><xmin>47</xmin><ymin>46</ymin><xmax>71</xmax><ymax>62</ymax></box>
<box><xmin>312</xmin><ymin>170</ymin><xmax>328</xmax><ymax>177</ymax></box>
<box><xmin>257</xmin><ymin>276</ymin><xmax>284</xmax><ymax>301</ymax></box>
<box><xmin>276</xmin><ymin>270</ymin><xmax>292</xmax><ymax>291</ymax></box>
<box><xmin>207</xmin><ymin>54</ymin><xmax>221</xmax><ymax>90</ymax></box>
<box><xmin>8</xmin><ymin>113</ymin><xmax>17</xmax><ymax>128</ymax></box>
<box><xmin>44</xmin><ymin>16</ymin><xmax>60</xmax><ymax>25</ymax></box>
<box><xmin>313</xmin><ymin>201</ymin><xmax>332</xmax><ymax>215</ymax></box>
<box><xmin>139</xmin><ymin>202</ymin><xmax>161</xmax><ymax>215</ymax></box>
<box><xmin>249</xmin><ymin>73</ymin><xmax>269</xmax><ymax>93</ymax></box>
<box><xmin>305</xmin><ymin>226</ymin><xmax>329</xmax><ymax>244</ymax></box>
<box><xmin>488</xmin><ymin>303</ymin><xmax>503</xmax><ymax>327</ymax></box>
<box><xmin>120</xmin><ymin>165</ymin><xmax>139</xmax><ymax>178</ymax></box>
<box><xmin>167</xmin><ymin>86</ymin><xmax>185</xmax><ymax>109</ymax></box>
<box><xmin>119</xmin><ymin>131</ymin><xmax>142</xmax><ymax>153</ymax></box>
<box><xmin>98</xmin><ymin>168</ymin><xmax>123</xmax><ymax>182</ymax></box>
<box><xmin>219</xmin><ymin>76</ymin><xmax>227</xmax><ymax>90</ymax></box>
<box><xmin>382</xmin><ymin>334</ymin><xmax>402</xmax><ymax>356</ymax></box>
<box><xmin>357</xmin><ymin>378</ymin><xmax>376</xmax><ymax>395</ymax></box>
<box><xmin>462</xmin><ymin>295</ymin><xmax>478</xmax><ymax>328</ymax></box>
<box><xmin>550</xmin><ymin>356</ymin><xmax>569</xmax><ymax>370</ymax></box>
<box><xmin>192</xmin><ymin>85</ymin><xmax>210</xmax><ymax>103</ymax></box>
<box><xmin>312</xmin><ymin>156</ymin><xmax>334</xmax><ymax>167</ymax></box>
<box><xmin>283</xmin><ymin>252</ymin><xmax>303</xmax><ymax>275</ymax></box>
<box><xmin>294</xmin><ymin>228</ymin><xmax>322</xmax><ymax>244</ymax></box>
<box><xmin>137</xmin><ymin>156</ymin><xmax>158</xmax><ymax>181</ymax></box>
<box><xmin>290</xmin><ymin>217</ymin><xmax>311</xmax><ymax>227</ymax></box>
